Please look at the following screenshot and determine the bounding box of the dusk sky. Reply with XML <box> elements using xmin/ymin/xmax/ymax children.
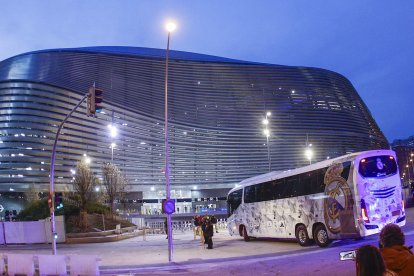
<box><xmin>1</xmin><ymin>1</ymin><xmax>412</xmax><ymax>142</ymax></box>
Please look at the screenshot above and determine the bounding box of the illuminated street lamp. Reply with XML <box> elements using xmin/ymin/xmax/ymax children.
<box><xmin>164</xmin><ymin>20</ymin><xmax>176</xmax><ymax>263</ymax></box>
<box><xmin>108</xmin><ymin>124</ymin><xmax>117</xmax><ymax>138</ymax></box>
<box><xmin>305</xmin><ymin>144</ymin><xmax>313</xmax><ymax>165</ymax></box>
<box><xmin>262</xmin><ymin>111</ymin><xmax>271</xmax><ymax>172</ymax></box>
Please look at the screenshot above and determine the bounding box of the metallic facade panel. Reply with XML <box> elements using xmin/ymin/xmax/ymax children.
<box><xmin>0</xmin><ymin>47</ymin><xmax>388</xmax><ymax>192</ymax></box>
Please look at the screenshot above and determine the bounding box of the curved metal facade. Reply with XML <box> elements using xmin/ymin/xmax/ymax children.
<box><xmin>0</xmin><ymin>46</ymin><xmax>388</xmax><ymax>192</ymax></box>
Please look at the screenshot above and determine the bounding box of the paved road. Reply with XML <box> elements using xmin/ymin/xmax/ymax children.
<box><xmin>1</xmin><ymin>208</ymin><xmax>413</xmax><ymax>275</ymax></box>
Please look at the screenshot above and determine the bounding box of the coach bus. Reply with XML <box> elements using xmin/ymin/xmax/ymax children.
<box><xmin>227</xmin><ymin>150</ymin><xmax>406</xmax><ymax>247</ymax></box>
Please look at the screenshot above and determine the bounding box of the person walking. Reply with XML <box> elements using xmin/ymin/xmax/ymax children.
<box><xmin>379</xmin><ymin>224</ymin><xmax>414</xmax><ymax>276</ymax></box>
<box><xmin>164</xmin><ymin>217</ymin><xmax>168</xmax><ymax>239</ymax></box>
<box><xmin>193</xmin><ymin>215</ymin><xmax>201</xmax><ymax>240</ymax></box>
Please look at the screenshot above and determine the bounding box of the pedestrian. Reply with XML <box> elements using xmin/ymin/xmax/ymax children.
<box><xmin>203</xmin><ymin>218</ymin><xmax>214</xmax><ymax>249</ymax></box>
<box><xmin>379</xmin><ymin>224</ymin><xmax>414</xmax><ymax>276</ymax></box>
<box><xmin>211</xmin><ymin>215</ymin><xmax>218</xmax><ymax>233</ymax></box>
<box><xmin>355</xmin><ymin>245</ymin><xmax>397</xmax><ymax>276</ymax></box>
<box><xmin>164</xmin><ymin>217</ymin><xmax>168</xmax><ymax>239</ymax></box>
<box><xmin>193</xmin><ymin>215</ymin><xmax>201</xmax><ymax>240</ymax></box>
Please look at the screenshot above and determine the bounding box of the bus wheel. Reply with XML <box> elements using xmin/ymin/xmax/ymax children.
<box><xmin>242</xmin><ymin>226</ymin><xmax>250</xmax><ymax>242</ymax></box>
<box><xmin>314</xmin><ymin>224</ymin><xmax>331</xmax><ymax>247</ymax></box>
<box><xmin>296</xmin><ymin>225</ymin><xmax>310</xmax><ymax>246</ymax></box>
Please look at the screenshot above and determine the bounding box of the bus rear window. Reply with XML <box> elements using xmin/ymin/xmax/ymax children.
<box><xmin>358</xmin><ymin>155</ymin><xmax>397</xmax><ymax>178</ymax></box>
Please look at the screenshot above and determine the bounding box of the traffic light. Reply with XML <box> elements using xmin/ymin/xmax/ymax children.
<box><xmin>48</xmin><ymin>193</ymin><xmax>53</xmax><ymax>209</ymax></box>
<box><xmin>94</xmin><ymin>88</ymin><xmax>103</xmax><ymax>113</ymax></box>
<box><xmin>5</xmin><ymin>210</ymin><xmax>10</xmax><ymax>220</ymax></box>
<box><xmin>87</xmin><ymin>87</ymin><xmax>103</xmax><ymax>115</ymax></box>
<box><xmin>162</xmin><ymin>199</ymin><xmax>176</xmax><ymax>214</ymax></box>
<box><xmin>55</xmin><ymin>192</ymin><xmax>63</xmax><ymax>209</ymax></box>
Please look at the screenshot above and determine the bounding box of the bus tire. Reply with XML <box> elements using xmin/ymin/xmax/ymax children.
<box><xmin>242</xmin><ymin>225</ymin><xmax>250</xmax><ymax>242</ymax></box>
<box><xmin>314</xmin><ymin>224</ymin><xmax>331</xmax><ymax>247</ymax></box>
<box><xmin>295</xmin><ymin>224</ymin><xmax>310</xmax><ymax>246</ymax></box>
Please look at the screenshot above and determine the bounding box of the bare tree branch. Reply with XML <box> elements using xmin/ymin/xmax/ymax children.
<box><xmin>73</xmin><ymin>160</ymin><xmax>96</xmax><ymax>212</ymax></box>
<box><xmin>102</xmin><ymin>163</ymin><xmax>127</xmax><ymax>214</ymax></box>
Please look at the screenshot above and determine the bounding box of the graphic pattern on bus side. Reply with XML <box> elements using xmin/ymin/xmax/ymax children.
<box><xmin>323</xmin><ymin>163</ymin><xmax>354</xmax><ymax>234</ymax></box>
<box><xmin>236</xmin><ymin>194</ymin><xmax>323</xmax><ymax>238</ymax></box>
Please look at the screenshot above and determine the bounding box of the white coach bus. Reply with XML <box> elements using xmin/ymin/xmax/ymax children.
<box><xmin>227</xmin><ymin>150</ymin><xmax>406</xmax><ymax>247</ymax></box>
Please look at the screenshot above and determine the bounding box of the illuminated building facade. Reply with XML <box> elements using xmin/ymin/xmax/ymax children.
<box><xmin>0</xmin><ymin>47</ymin><xmax>388</xmax><ymax>199</ymax></box>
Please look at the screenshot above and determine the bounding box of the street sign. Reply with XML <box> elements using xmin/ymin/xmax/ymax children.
<box><xmin>162</xmin><ymin>199</ymin><xmax>175</xmax><ymax>214</ymax></box>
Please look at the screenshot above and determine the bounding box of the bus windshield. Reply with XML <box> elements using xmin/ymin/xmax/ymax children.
<box><xmin>227</xmin><ymin>189</ymin><xmax>242</xmax><ymax>216</ymax></box>
<box><xmin>358</xmin><ymin>155</ymin><xmax>397</xmax><ymax>178</ymax></box>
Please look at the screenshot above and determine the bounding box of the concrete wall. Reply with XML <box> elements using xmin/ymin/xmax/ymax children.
<box><xmin>0</xmin><ymin>215</ymin><xmax>65</xmax><ymax>244</ymax></box>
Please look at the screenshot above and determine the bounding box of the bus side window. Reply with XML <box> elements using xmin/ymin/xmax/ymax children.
<box><xmin>274</xmin><ymin>179</ymin><xmax>284</xmax><ymax>199</ymax></box>
<box><xmin>300</xmin><ymin>171</ymin><xmax>317</xmax><ymax>196</ymax></box>
<box><xmin>316</xmin><ymin>167</ymin><xmax>327</xmax><ymax>192</ymax></box>
<box><xmin>244</xmin><ymin>185</ymin><xmax>256</xmax><ymax>203</ymax></box>
<box><xmin>267</xmin><ymin>180</ymin><xmax>276</xmax><ymax>200</ymax></box>
<box><xmin>341</xmin><ymin>161</ymin><xmax>352</xmax><ymax>180</ymax></box>
<box><xmin>284</xmin><ymin>176</ymin><xmax>296</xmax><ymax>198</ymax></box>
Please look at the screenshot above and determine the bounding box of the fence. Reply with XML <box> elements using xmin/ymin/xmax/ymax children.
<box><xmin>143</xmin><ymin>219</ymin><xmax>228</xmax><ymax>234</ymax></box>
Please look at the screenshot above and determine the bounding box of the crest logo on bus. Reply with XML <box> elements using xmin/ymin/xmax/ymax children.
<box><xmin>323</xmin><ymin>163</ymin><xmax>354</xmax><ymax>234</ymax></box>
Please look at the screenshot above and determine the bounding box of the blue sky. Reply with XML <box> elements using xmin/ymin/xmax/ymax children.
<box><xmin>1</xmin><ymin>1</ymin><xmax>413</xmax><ymax>142</ymax></box>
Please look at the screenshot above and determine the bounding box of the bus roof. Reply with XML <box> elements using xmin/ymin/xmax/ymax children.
<box><xmin>228</xmin><ymin>149</ymin><xmax>395</xmax><ymax>194</ymax></box>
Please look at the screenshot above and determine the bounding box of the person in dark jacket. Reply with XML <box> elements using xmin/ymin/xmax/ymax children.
<box><xmin>379</xmin><ymin>224</ymin><xmax>414</xmax><ymax>276</ymax></box>
<box><xmin>203</xmin><ymin>219</ymin><xmax>214</xmax><ymax>249</ymax></box>
<box><xmin>193</xmin><ymin>215</ymin><xmax>200</xmax><ymax>240</ymax></box>
<box><xmin>164</xmin><ymin>218</ymin><xmax>168</xmax><ymax>239</ymax></box>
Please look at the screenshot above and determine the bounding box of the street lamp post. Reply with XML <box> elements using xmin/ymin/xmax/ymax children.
<box><xmin>108</xmin><ymin>124</ymin><xmax>117</xmax><ymax>163</ymax></box>
<box><xmin>262</xmin><ymin>112</ymin><xmax>271</xmax><ymax>172</ymax></box>
<box><xmin>165</xmin><ymin>21</ymin><xmax>176</xmax><ymax>263</ymax></box>
<box><xmin>110</xmin><ymin>143</ymin><xmax>116</xmax><ymax>162</ymax></box>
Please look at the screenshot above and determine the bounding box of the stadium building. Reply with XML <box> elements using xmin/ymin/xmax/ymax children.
<box><xmin>0</xmin><ymin>47</ymin><xmax>388</xmax><ymax>214</ymax></box>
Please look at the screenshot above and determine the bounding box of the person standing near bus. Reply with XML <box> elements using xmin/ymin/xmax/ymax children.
<box><xmin>211</xmin><ymin>215</ymin><xmax>218</xmax><ymax>233</ymax></box>
<box><xmin>380</xmin><ymin>224</ymin><xmax>414</xmax><ymax>276</ymax></box>
<box><xmin>193</xmin><ymin>215</ymin><xmax>202</xmax><ymax>240</ymax></box>
<box><xmin>203</xmin><ymin>218</ymin><xmax>214</xmax><ymax>249</ymax></box>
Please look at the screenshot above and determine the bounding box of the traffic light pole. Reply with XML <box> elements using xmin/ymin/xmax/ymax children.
<box><xmin>49</xmin><ymin>93</ymin><xmax>88</xmax><ymax>255</ymax></box>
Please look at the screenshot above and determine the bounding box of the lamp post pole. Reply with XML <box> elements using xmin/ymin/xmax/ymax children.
<box><xmin>262</xmin><ymin>112</ymin><xmax>271</xmax><ymax>172</ymax></box>
<box><xmin>165</xmin><ymin>21</ymin><xmax>176</xmax><ymax>263</ymax></box>
<box><xmin>111</xmin><ymin>144</ymin><xmax>114</xmax><ymax>163</ymax></box>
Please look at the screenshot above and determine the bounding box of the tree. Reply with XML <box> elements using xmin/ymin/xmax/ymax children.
<box><xmin>24</xmin><ymin>184</ymin><xmax>40</xmax><ymax>203</ymax></box>
<box><xmin>73</xmin><ymin>160</ymin><xmax>97</xmax><ymax>229</ymax></box>
<box><xmin>102</xmin><ymin>163</ymin><xmax>127</xmax><ymax>216</ymax></box>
